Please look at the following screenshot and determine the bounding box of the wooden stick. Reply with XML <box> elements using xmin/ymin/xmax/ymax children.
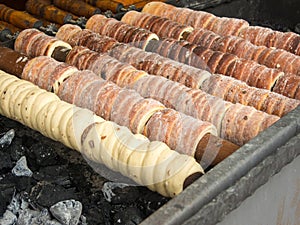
<box><xmin>0</xmin><ymin>21</ymin><xmax>21</xmax><ymax>34</ymax></box>
<box><xmin>0</xmin><ymin>46</ymin><xmax>29</xmax><ymax>77</ymax></box>
<box><xmin>196</xmin><ymin>133</ymin><xmax>239</xmax><ymax>167</ymax></box>
<box><xmin>25</xmin><ymin>0</ymin><xmax>78</xmax><ymax>25</ymax></box>
<box><xmin>83</xmin><ymin>0</ymin><xmax>124</xmax><ymax>13</ymax></box>
<box><xmin>53</xmin><ymin>0</ymin><xmax>101</xmax><ymax>18</ymax></box>
<box><xmin>0</xmin><ymin>4</ymin><xmax>43</xmax><ymax>29</ymax></box>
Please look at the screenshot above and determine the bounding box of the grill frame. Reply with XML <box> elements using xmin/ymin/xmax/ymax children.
<box><xmin>141</xmin><ymin>106</ymin><xmax>300</xmax><ymax>225</ymax></box>
<box><xmin>0</xmin><ymin>0</ymin><xmax>299</xmax><ymax>224</ymax></box>
<box><xmin>141</xmin><ymin>1</ymin><xmax>300</xmax><ymax>224</ymax></box>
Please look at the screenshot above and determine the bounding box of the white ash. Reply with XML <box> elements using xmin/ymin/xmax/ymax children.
<box><xmin>102</xmin><ymin>182</ymin><xmax>129</xmax><ymax>202</ymax></box>
<box><xmin>50</xmin><ymin>200</ymin><xmax>82</xmax><ymax>225</ymax></box>
<box><xmin>0</xmin><ymin>210</ymin><xmax>17</xmax><ymax>225</ymax></box>
<box><xmin>0</xmin><ymin>194</ymin><xmax>62</xmax><ymax>225</ymax></box>
<box><xmin>0</xmin><ymin>129</ymin><xmax>15</xmax><ymax>148</ymax></box>
<box><xmin>12</xmin><ymin>156</ymin><xmax>33</xmax><ymax>177</ymax></box>
<box><xmin>17</xmin><ymin>208</ymin><xmax>62</xmax><ymax>225</ymax></box>
<box><xmin>7</xmin><ymin>193</ymin><xmax>28</xmax><ymax>215</ymax></box>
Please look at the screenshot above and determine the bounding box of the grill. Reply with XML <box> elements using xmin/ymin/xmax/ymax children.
<box><xmin>0</xmin><ymin>0</ymin><xmax>299</xmax><ymax>224</ymax></box>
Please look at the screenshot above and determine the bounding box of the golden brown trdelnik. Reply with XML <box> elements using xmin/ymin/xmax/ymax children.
<box><xmin>12</xmin><ymin>27</ymin><xmax>286</xmax><ymax>144</ymax></box>
<box><xmin>86</xmin><ymin>14</ymin><xmax>159</xmax><ymax>50</ymax></box>
<box><xmin>12</xmin><ymin>28</ymin><xmax>300</xmax><ymax>115</ymax></box>
<box><xmin>142</xmin><ymin>1</ymin><xmax>300</xmax><ymax>56</ymax></box>
<box><xmin>14</xmin><ymin>28</ymin><xmax>72</xmax><ymax>59</ymax></box>
<box><xmin>67</xmin><ymin>46</ymin><xmax>298</xmax><ymax>118</ymax></box>
<box><xmin>238</xmin><ymin>26</ymin><xmax>300</xmax><ymax>56</ymax></box>
<box><xmin>186</xmin><ymin>28</ymin><xmax>300</xmax><ymax>75</ymax></box>
<box><xmin>65</xmin><ymin>46</ymin><xmax>280</xmax><ymax>145</ymax></box>
<box><xmin>121</xmin><ymin>11</ymin><xmax>194</xmax><ymax>40</ymax></box>
<box><xmin>142</xmin><ymin>1</ymin><xmax>249</xmax><ymax>36</ymax></box>
<box><xmin>56</xmin><ymin>24</ymin><xmax>210</xmax><ymax>89</ymax></box>
<box><xmin>200</xmin><ymin>74</ymin><xmax>299</xmax><ymax>117</ymax></box>
<box><xmin>145</xmin><ymin>38</ymin><xmax>284</xmax><ymax>90</ymax></box>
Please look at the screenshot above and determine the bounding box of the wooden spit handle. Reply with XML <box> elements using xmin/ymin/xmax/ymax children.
<box><xmin>83</xmin><ymin>0</ymin><xmax>124</xmax><ymax>13</ymax></box>
<box><xmin>53</xmin><ymin>0</ymin><xmax>101</xmax><ymax>18</ymax></box>
<box><xmin>0</xmin><ymin>4</ymin><xmax>43</xmax><ymax>29</ymax></box>
<box><xmin>25</xmin><ymin>0</ymin><xmax>78</xmax><ymax>25</ymax></box>
<box><xmin>0</xmin><ymin>46</ymin><xmax>240</xmax><ymax>167</ymax></box>
<box><xmin>118</xmin><ymin>0</ymin><xmax>167</xmax><ymax>9</ymax></box>
<box><xmin>0</xmin><ymin>21</ymin><xmax>21</xmax><ymax>34</ymax></box>
<box><xmin>0</xmin><ymin>46</ymin><xmax>29</xmax><ymax>77</ymax></box>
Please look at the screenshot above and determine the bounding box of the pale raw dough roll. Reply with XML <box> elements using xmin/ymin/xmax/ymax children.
<box><xmin>12</xmin><ymin>85</ymin><xmax>40</xmax><ymax>125</ymax></box>
<box><xmin>0</xmin><ymin>70</ymin><xmax>204</xmax><ymax>198</ymax></box>
<box><xmin>0</xmin><ymin>76</ymin><xmax>19</xmax><ymax>116</ymax></box>
<box><xmin>24</xmin><ymin>91</ymin><xmax>60</xmax><ymax>135</ymax></box>
<box><xmin>81</xmin><ymin>121</ymin><xmax>203</xmax><ymax>197</ymax></box>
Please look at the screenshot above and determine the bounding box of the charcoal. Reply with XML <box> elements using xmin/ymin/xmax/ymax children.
<box><xmin>0</xmin><ymin>152</ymin><xmax>13</xmax><ymax>171</ymax></box>
<box><xmin>15</xmin><ymin>176</ymin><xmax>36</xmax><ymax>192</ymax></box>
<box><xmin>0</xmin><ymin>193</ymin><xmax>10</xmax><ymax>216</ymax></box>
<box><xmin>0</xmin><ymin>129</ymin><xmax>15</xmax><ymax>149</ymax></box>
<box><xmin>12</xmin><ymin>156</ymin><xmax>33</xmax><ymax>177</ymax></box>
<box><xmin>0</xmin><ymin>210</ymin><xmax>17</xmax><ymax>225</ymax></box>
<box><xmin>84</xmin><ymin>206</ymin><xmax>110</xmax><ymax>225</ymax></box>
<box><xmin>17</xmin><ymin>208</ymin><xmax>39</xmax><ymax>225</ymax></box>
<box><xmin>8</xmin><ymin>143</ymin><xmax>27</xmax><ymax>162</ymax></box>
<box><xmin>21</xmin><ymin>135</ymin><xmax>38</xmax><ymax>148</ymax></box>
<box><xmin>112</xmin><ymin>206</ymin><xmax>144</xmax><ymax>225</ymax></box>
<box><xmin>50</xmin><ymin>200</ymin><xmax>82</xmax><ymax>225</ymax></box>
<box><xmin>137</xmin><ymin>190</ymin><xmax>169</xmax><ymax>215</ymax></box>
<box><xmin>28</xmin><ymin>143</ymin><xmax>63</xmax><ymax>167</ymax></box>
<box><xmin>0</xmin><ymin>175</ymin><xmax>17</xmax><ymax>193</ymax></box>
<box><xmin>33</xmin><ymin>165</ymin><xmax>71</xmax><ymax>187</ymax></box>
<box><xmin>31</xmin><ymin>183</ymin><xmax>77</xmax><ymax>208</ymax></box>
<box><xmin>295</xmin><ymin>23</ymin><xmax>300</xmax><ymax>34</ymax></box>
